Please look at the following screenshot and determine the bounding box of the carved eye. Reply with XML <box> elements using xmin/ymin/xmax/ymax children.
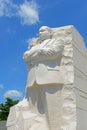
<box><xmin>39</xmin><ymin>29</ymin><xmax>46</xmax><ymax>32</ymax></box>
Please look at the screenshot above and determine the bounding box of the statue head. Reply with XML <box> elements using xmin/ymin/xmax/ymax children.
<box><xmin>39</xmin><ymin>26</ymin><xmax>52</xmax><ymax>41</ymax></box>
<box><xmin>29</xmin><ymin>26</ymin><xmax>52</xmax><ymax>48</ymax></box>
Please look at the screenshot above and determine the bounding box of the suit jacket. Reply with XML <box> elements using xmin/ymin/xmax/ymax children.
<box><xmin>24</xmin><ymin>38</ymin><xmax>64</xmax><ymax>87</ymax></box>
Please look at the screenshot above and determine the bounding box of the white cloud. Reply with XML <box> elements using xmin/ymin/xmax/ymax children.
<box><xmin>4</xmin><ymin>90</ymin><xmax>22</xmax><ymax>99</ymax></box>
<box><xmin>0</xmin><ymin>84</ymin><xmax>3</xmax><ymax>89</ymax></box>
<box><xmin>0</xmin><ymin>0</ymin><xmax>39</xmax><ymax>25</ymax></box>
<box><xmin>18</xmin><ymin>1</ymin><xmax>39</xmax><ymax>25</ymax></box>
<box><xmin>0</xmin><ymin>0</ymin><xmax>18</xmax><ymax>17</ymax></box>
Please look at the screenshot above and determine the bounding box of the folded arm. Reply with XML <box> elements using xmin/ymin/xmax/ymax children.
<box><xmin>23</xmin><ymin>40</ymin><xmax>64</xmax><ymax>62</ymax></box>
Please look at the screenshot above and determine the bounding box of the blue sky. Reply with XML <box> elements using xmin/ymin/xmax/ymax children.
<box><xmin>0</xmin><ymin>0</ymin><xmax>87</xmax><ymax>103</ymax></box>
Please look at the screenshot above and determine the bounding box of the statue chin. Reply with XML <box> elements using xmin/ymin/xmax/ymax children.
<box><xmin>39</xmin><ymin>33</ymin><xmax>51</xmax><ymax>41</ymax></box>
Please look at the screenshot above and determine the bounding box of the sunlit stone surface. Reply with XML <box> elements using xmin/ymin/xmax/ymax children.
<box><xmin>7</xmin><ymin>25</ymin><xmax>87</xmax><ymax>130</ymax></box>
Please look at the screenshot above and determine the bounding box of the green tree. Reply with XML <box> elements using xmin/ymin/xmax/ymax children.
<box><xmin>0</xmin><ymin>98</ymin><xmax>19</xmax><ymax>121</ymax></box>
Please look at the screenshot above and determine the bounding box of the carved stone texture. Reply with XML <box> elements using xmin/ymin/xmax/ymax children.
<box><xmin>7</xmin><ymin>25</ymin><xmax>87</xmax><ymax>130</ymax></box>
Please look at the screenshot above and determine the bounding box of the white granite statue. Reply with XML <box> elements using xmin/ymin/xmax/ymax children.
<box><xmin>7</xmin><ymin>25</ymin><xmax>87</xmax><ymax>130</ymax></box>
<box><xmin>24</xmin><ymin>26</ymin><xmax>64</xmax><ymax>87</ymax></box>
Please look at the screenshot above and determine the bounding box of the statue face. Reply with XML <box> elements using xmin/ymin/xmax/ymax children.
<box><xmin>39</xmin><ymin>26</ymin><xmax>51</xmax><ymax>41</ymax></box>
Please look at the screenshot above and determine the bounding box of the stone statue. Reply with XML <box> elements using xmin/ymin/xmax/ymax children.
<box><xmin>23</xmin><ymin>26</ymin><xmax>64</xmax><ymax>88</ymax></box>
<box><xmin>7</xmin><ymin>25</ymin><xmax>87</xmax><ymax>130</ymax></box>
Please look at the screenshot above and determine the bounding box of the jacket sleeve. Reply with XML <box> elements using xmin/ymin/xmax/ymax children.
<box><xmin>23</xmin><ymin>39</ymin><xmax>64</xmax><ymax>62</ymax></box>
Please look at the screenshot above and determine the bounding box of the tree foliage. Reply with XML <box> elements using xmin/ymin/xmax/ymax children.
<box><xmin>0</xmin><ymin>98</ymin><xmax>19</xmax><ymax>121</ymax></box>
